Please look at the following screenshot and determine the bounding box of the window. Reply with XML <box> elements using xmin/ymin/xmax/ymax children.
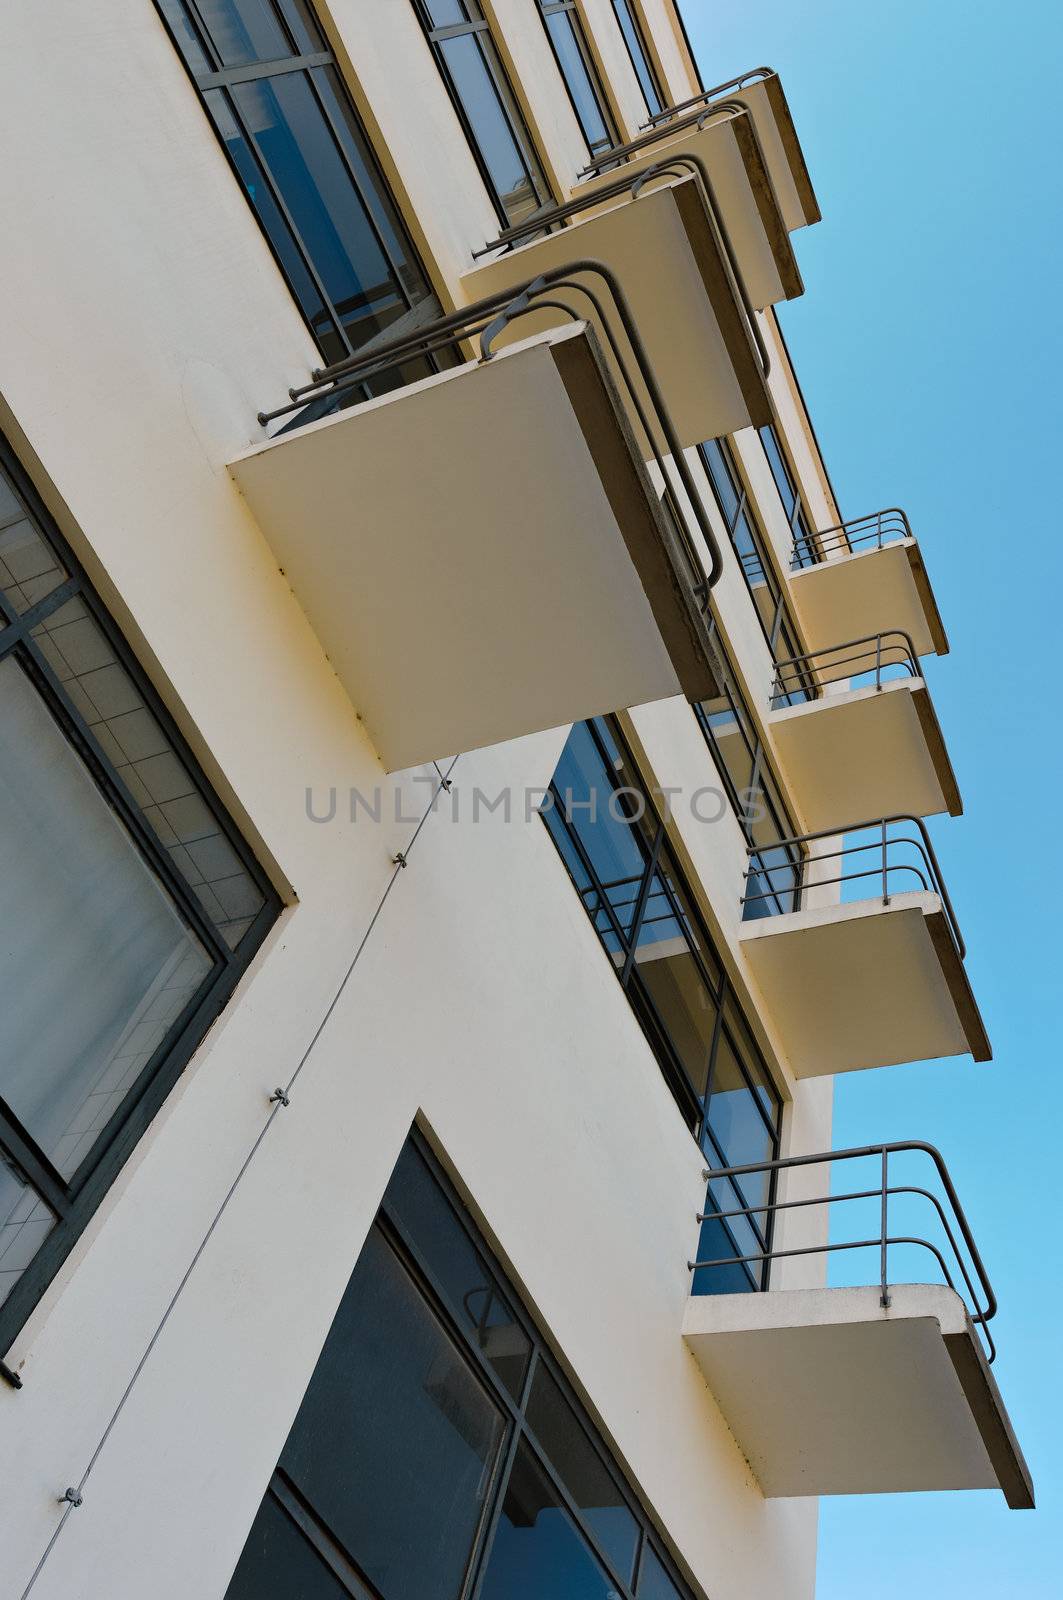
<box><xmin>759</xmin><ymin>423</ymin><xmax>819</xmax><ymax>569</ymax></box>
<box><xmin>543</xmin><ymin>718</ymin><xmax>781</xmax><ymax>1289</ymax></box>
<box><xmin>413</xmin><ymin>1</ymin><xmax>553</xmax><ymax>229</ymax></box>
<box><xmin>611</xmin><ymin>0</ymin><xmax>665</xmax><ymax>119</ymax></box>
<box><xmin>699</xmin><ymin>438</ymin><xmax>813</xmax><ymax>705</ymax></box>
<box><xmin>692</xmin><ymin>632</ymin><xmax>804</xmax><ymax>918</ymax></box>
<box><xmin>226</xmin><ymin>1133</ymin><xmax>697</xmax><ymax>1598</ymax></box>
<box><xmin>0</xmin><ymin>435</ymin><xmax>278</xmax><ymax>1346</ymax></box>
<box><xmin>156</xmin><ymin>0</ymin><xmax>443</xmax><ymax>370</ymax></box>
<box><xmin>537</xmin><ymin>2</ymin><xmax>619</xmax><ymax>158</ymax></box>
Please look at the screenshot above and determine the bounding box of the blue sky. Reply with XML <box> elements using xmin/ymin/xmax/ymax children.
<box><xmin>681</xmin><ymin>2</ymin><xmax>1063</xmax><ymax>1594</ymax></box>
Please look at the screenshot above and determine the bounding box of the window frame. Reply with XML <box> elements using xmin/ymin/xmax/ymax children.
<box><xmin>0</xmin><ymin>432</ymin><xmax>280</xmax><ymax>1352</ymax></box>
<box><xmin>412</xmin><ymin>0</ymin><xmax>555</xmax><ymax>231</ymax></box>
<box><xmin>610</xmin><ymin>0</ymin><xmax>666</xmax><ymax>119</ymax></box>
<box><xmin>536</xmin><ymin>1</ymin><xmax>620</xmax><ymax>159</ymax></box>
<box><xmin>759</xmin><ymin>422</ymin><xmax>820</xmax><ymax>569</ymax></box>
<box><xmin>542</xmin><ymin>717</ymin><xmax>781</xmax><ymax>1285</ymax></box>
<box><xmin>154</xmin><ymin>0</ymin><xmax>442</xmax><ymax>367</ymax></box>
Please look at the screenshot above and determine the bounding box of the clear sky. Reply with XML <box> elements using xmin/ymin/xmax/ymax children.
<box><xmin>680</xmin><ymin>2</ymin><xmax>1063</xmax><ymax>1594</ymax></box>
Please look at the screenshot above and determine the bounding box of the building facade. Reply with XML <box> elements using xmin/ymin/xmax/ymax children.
<box><xmin>0</xmin><ymin>4</ymin><xmax>1031</xmax><ymax>1598</ymax></box>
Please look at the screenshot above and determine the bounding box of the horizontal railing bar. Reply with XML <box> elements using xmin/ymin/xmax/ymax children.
<box><xmin>640</xmin><ymin>68</ymin><xmax>775</xmax><ymax>128</ymax></box>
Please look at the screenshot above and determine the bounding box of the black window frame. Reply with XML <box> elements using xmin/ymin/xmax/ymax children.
<box><xmin>155</xmin><ymin>0</ymin><xmax>443</xmax><ymax>369</ymax></box>
<box><xmin>542</xmin><ymin>717</ymin><xmax>782</xmax><ymax>1287</ymax></box>
<box><xmin>698</xmin><ymin>438</ymin><xmax>814</xmax><ymax>705</ymax></box>
<box><xmin>0</xmin><ymin>431</ymin><xmax>280</xmax><ymax>1354</ymax></box>
<box><xmin>228</xmin><ymin>1130</ymin><xmax>702</xmax><ymax>1600</ymax></box>
<box><xmin>536</xmin><ymin>1</ymin><xmax>620</xmax><ymax>159</ymax></box>
<box><xmin>759</xmin><ymin>422</ymin><xmax>820</xmax><ymax>570</ymax></box>
<box><xmin>610</xmin><ymin>0</ymin><xmax>665</xmax><ymax>119</ymax></box>
<box><xmin>412</xmin><ymin>0</ymin><xmax>555</xmax><ymax>231</ymax></box>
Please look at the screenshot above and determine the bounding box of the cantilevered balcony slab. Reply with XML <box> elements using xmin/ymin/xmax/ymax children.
<box><xmin>230</xmin><ymin>324</ymin><xmax>718</xmax><ymax>772</ymax></box>
<box><xmin>739</xmin><ymin>893</ymin><xmax>991</xmax><ymax>1075</ymax></box>
<box><xmin>573</xmin><ymin>109</ymin><xmax>801</xmax><ymax>311</ymax></box>
<box><xmin>462</xmin><ymin>176</ymin><xmax>771</xmax><ymax>452</ymax></box>
<box><xmin>768</xmin><ymin>679</ymin><xmax>962</xmax><ymax>832</ymax></box>
<box><xmin>790</xmin><ymin>539</ymin><xmax>949</xmax><ymax>659</ymax></box>
<box><xmin>683</xmin><ymin>1285</ymin><xmax>1033</xmax><ymax>1507</ymax></box>
<box><xmin>727</xmin><ymin>74</ymin><xmax>821</xmax><ymax>234</ymax></box>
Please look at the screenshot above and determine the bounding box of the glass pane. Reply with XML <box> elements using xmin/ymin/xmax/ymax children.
<box><xmin>384</xmin><ymin>1142</ymin><xmax>532</xmax><ymax>1400</ymax></box>
<box><xmin>204</xmin><ymin>87</ymin><xmax>343</xmax><ymax>364</ymax></box>
<box><xmin>631</xmin><ymin>944</ymin><xmax>717</xmax><ymax>1105</ymax></box>
<box><xmin>157</xmin><ymin>0</ymin><xmax>213</xmax><ymax>76</ymax></box>
<box><xmin>478</xmin><ymin>1439</ymin><xmax>621</xmax><ymax>1600</ymax></box>
<box><xmin>545</xmin><ymin>13</ymin><xmax>611</xmax><ymax>152</ymax></box>
<box><xmin>279</xmin><ymin>1224</ymin><xmax>506</xmax><ymax>1600</ymax></box>
<box><xmin>0</xmin><ymin>488</ymin><xmax>67</xmax><ymax>616</ymax></box>
<box><xmin>526</xmin><ymin>1364</ymin><xmax>639</xmax><ymax>1583</ymax></box>
<box><xmin>31</xmin><ymin>598</ymin><xmax>267</xmax><ymax>950</ymax></box>
<box><xmin>194</xmin><ymin>0</ymin><xmax>293</xmax><ymax>68</ymax></box>
<box><xmin>638</xmin><ymin>1545</ymin><xmax>684</xmax><ymax>1600</ymax></box>
<box><xmin>707</xmin><ymin>1028</ymin><xmax>774</xmax><ymax>1219</ymax></box>
<box><xmin>550</xmin><ymin>722</ymin><xmax>649</xmax><ymax>944</ymax></box>
<box><xmin>439</xmin><ymin>33</ymin><xmax>541</xmax><ymax>225</ymax></box>
<box><xmin>0</xmin><ymin>658</ymin><xmax>213</xmax><ymax>1177</ymax></box>
<box><xmin>424</xmin><ymin>0</ymin><xmax>471</xmax><ymax>24</ymax></box>
<box><xmin>226</xmin><ymin>1493</ymin><xmax>354</xmax><ymax>1600</ymax></box>
<box><xmin>760</xmin><ymin>424</ymin><xmax>797</xmax><ymax>517</ymax></box>
<box><xmin>231</xmin><ymin>73</ymin><xmax>407</xmax><ymax>350</ymax></box>
<box><xmin>612</xmin><ymin>0</ymin><xmax>662</xmax><ymax>116</ymax></box>
<box><xmin>0</xmin><ymin>1155</ymin><xmax>56</xmax><ymax>1311</ymax></box>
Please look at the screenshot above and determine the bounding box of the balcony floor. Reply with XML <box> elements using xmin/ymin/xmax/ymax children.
<box><xmin>683</xmin><ymin>1284</ymin><xmax>1033</xmax><ymax>1507</ymax></box>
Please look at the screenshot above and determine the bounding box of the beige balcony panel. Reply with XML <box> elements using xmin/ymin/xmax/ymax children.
<box><xmin>683</xmin><ymin>1285</ymin><xmax>1033</xmax><ymax>1507</ymax></box>
<box><xmin>462</xmin><ymin>177</ymin><xmax>771</xmax><ymax>453</ymax></box>
<box><xmin>768</xmin><ymin>679</ymin><xmax>962</xmax><ymax>832</ymax></box>
<box><xmin>229</xmin><ymin>325</ymin><xmax>717</xmax><ymax>773</ymax></box>
<box><xmin>729</xmin><ymin>75</ymin><xmax>821</xmax><ymax>233</ymax></box>
<box><xmin>573</xmin><ymin>110</ymin><xmax>801</xmax><ymax>311</ymax></box>
<box><xmin>739</xmin><ymin>892</ymin><xmax>991</xmax><ymax>1076</ymax></box>
<box><xmin>790</xmin><ymin>540</ymin><xmax>949</xmax><ymax>659</ymax></box>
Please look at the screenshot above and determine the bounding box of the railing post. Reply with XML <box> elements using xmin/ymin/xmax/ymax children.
<box><xmin>880</xmin><ymin>1148</ymin><xmax>891</xmax><ymax>1308</ymax></box>
<box><xmin>877</xmin><ymin>509</ymin><xmax>884</xmax><ymax>549</ymax></box>
<box><xmin>875</xmin><ymin>631</ymin><xmax>883</xmax><ymax>691</ymax></box>
<box><xmin>881</xmin><ymin>820</ymin><xmax>890</xmax><ymax>906</ymax></box>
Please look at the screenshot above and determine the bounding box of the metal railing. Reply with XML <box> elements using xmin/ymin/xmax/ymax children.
<box><xmin>473</xmin><ymin>154</ymin><xmax>769</xmax><ymax>379</ymax></box>
<box><xmin>689</xmin><ymin>1142</ymin><xmax>998</xmax><ymax>1362</ymax></box>
<box><xmin>792</xmin><ymin>507</ymin><xmax>914</xmax><ymax>569</ymax></box>
<box><xmin>741</xmin><ymin>815</ymin><xmax>967</xmax><ymax>959</ymax></box>
<box><xmin>640</xmin><ymin>68</ymin><xmax>776</xmax><ymax>130</ymax></box>
<box><xmin>256</xmin><ymin>261</ymin><xmax>724</xmax><ymax>590</ymax></box>
<box><xmin>770</xmin><ymin>629</ymin><xmax>921</xmax><ymax>705</ymax></box>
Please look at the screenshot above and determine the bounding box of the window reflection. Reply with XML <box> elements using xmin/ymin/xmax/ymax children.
<box><xmin>479</xmin><ymin>1441</ymin><xmax>623</xmax><ymax>1600</ymax></box>
<box><xmin>611</xmin><ymin>0</ymin><xmax>664</xmax><ymax>117</ymax></box>
<box><xmin>539</xmin><ymin>2</ymin><xmax>618</xmax><ymax>156</ymax></box>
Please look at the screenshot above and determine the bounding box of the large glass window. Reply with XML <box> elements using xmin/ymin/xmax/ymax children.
<box><xmin>226</xmin><ymin>1134</ymin><xmax>695</xmax><ymax>1599</ymax></box>
<box><xmin>699</xmin><ymin>438</ymin><xmax>813</xmax><ymax>705</ymax></box>
<box><xmin>157</xmin><ymin>0</ymin><xmax>443</xmax><ymax>368</ymax></box>
<box><xmin>536</xmin><ymin>2</ymin><xmax>619</xmax><ymax>158</ymax></box>
<box><xmin>414</xmin><ymin>1</ymin><xmax>553</xmax><ymax>229</ymax></box>
<box><xmin>0</xmin><ymin>435</ymin><xmax>278</xmax><ymax>1346</ymax></box>
<box><xmin>542</xmin><ymin>717</ymin><xmax>782</xmax><ymax>1289</ymax></box>
<box><xmin>611</xmin><ymin>0</ymin><xmax>664</xmax><ymax>119</ymax></box>
<box><xmin>759</xmin><ymin>423</ymin><xmax>819</xmax><ymax>569</ymax></box>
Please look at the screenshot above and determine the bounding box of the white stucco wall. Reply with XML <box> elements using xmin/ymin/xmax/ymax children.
<box><xmin>0</xmin><ymin>5</ymin><xmax>831</xmax><ymax>1598</ymax></box>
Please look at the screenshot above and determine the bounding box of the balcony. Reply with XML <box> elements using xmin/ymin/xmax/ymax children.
<box><xmin>766</xmin><ymin>633</ymin><xmax>961</xmax><ymax>831</ymax></box>
<box><xmin>573</xmin><ymin>101</ymin><xmax>801</xmax><ymax>312</ymax></box>
<box><xmin>739</xmin><ymin>818</ymin><xmax>991</xmax><ymax>1075</ymax></box>
<box><xmin>685</xmin><ymin>1143</ymin><xmax>1033</xmax><ymax>1507</ymax></box>
<box><xmin>462</xmin><ymin>164</ymin><xmax>772</xmax><ymax>452</ymax></box>
<box><xmin>788</xmin><ymin>509</ymin><xmax>949</xmax><ymax>660</ymax></box>
<box><xmin>231</xmin><ymin>290</ymin><xmax>723</xmax><ymax>772</ymax></box>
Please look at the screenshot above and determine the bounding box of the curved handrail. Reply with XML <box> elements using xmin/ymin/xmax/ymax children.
<box><xmin>689</xmin><ymin>1140</ymin><xmax>998</xmax><ymax>1361</ymax></box>
<box><xmin>770</xmin><ymin>628</ymin><xmax>922</xmax><ymax>702</ymax></box>
<box><xmin>741</xmin><ymin>814</ymin><xmax>966</xmax><ymax>959</ymax></box>
<box><xmin>255</xmin><ymin>260</ymin><xmax>725</xmax><ymax>588</ymax></box>
<box><xmin>578</xmin><ymin>98</ymin><xmax>746</xmax><ymax>179</ymax></box>
<box><xmin>641</xmin><ymin>67</ymin><xmax>776</xmax><ymax>129</ymax></box>
<box><xmin>793</xmin><ymin>506</ymin><xmax>914</xmax><ymax>568</ymax></box>
<box><xmin>472</xmin><ymin>153</ymin><xmax>769</xmax><ymax>380</ymax></box>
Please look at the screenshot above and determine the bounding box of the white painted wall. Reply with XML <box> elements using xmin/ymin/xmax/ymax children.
<box><xmin>0</xmin><ymin>4</ymin><xmax>832</xmax><ymax>1598</ymax></box>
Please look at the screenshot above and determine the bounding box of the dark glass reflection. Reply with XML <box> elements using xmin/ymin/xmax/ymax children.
<box><xmin>611</xmin><ymin>0</ymin><xmax>663</xmax><ymax>116</ymax></box>
<box><xmin>478</xmin><ymin>1441</ymin><xmax>622</xmax><ymax>1600</ymax></box>
<box><xmin>225</xmin><ymin>1494</ymin><xmax>355</xmax><ymax>1600</ymax></box>
<box><xmin>540</xmin><ymin>4</ymin><xmax>616</xmax><ymax>154</ymax></box>
<box><xmin>637</xmin><ymin>1544</ymin><xmax>685</xmax><ymax>1600</ymax></box>
<box><xmin>435</xmin><ymin>31</ymin><xmax>543</xmax><ymax>224</ymax></box>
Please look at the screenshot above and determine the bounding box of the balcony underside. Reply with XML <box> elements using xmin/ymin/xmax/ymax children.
<box><xmin>789</xmin><ymin>540</ymin><xmax>949</xmax><ymax>659</ymax></box>
<box><xmin>574</xmin><ymin>111</ymin><xmax>801</xmax><ymax>311</ymax></box>
<box><xmin>768</xmin><ymin>679</ymin><xmax>961</xmax><ymax>832</ymax></box>
<box><xmin>683</xmin><ymin>1284</ymin><xmax>1033</xmax><ymax>1507</ymax></box>
<box><xmin>230</xmin><ymin>325</ymin><xmax>718</xmax><ymax>772</ymax></box>
<box><xmin>730</xmin><ymin>75</ymin><xmax>821</xmax><ymax>233</ymax></box>
<box><xmin>462</xmin><ymin>177</ymin><xmax>771</xmax><ymax>453</ymax></box>
<box><xmin>739</xmin><ymin>892</ymin><xmax>991</xmax><ymax>1076</ymax></box>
